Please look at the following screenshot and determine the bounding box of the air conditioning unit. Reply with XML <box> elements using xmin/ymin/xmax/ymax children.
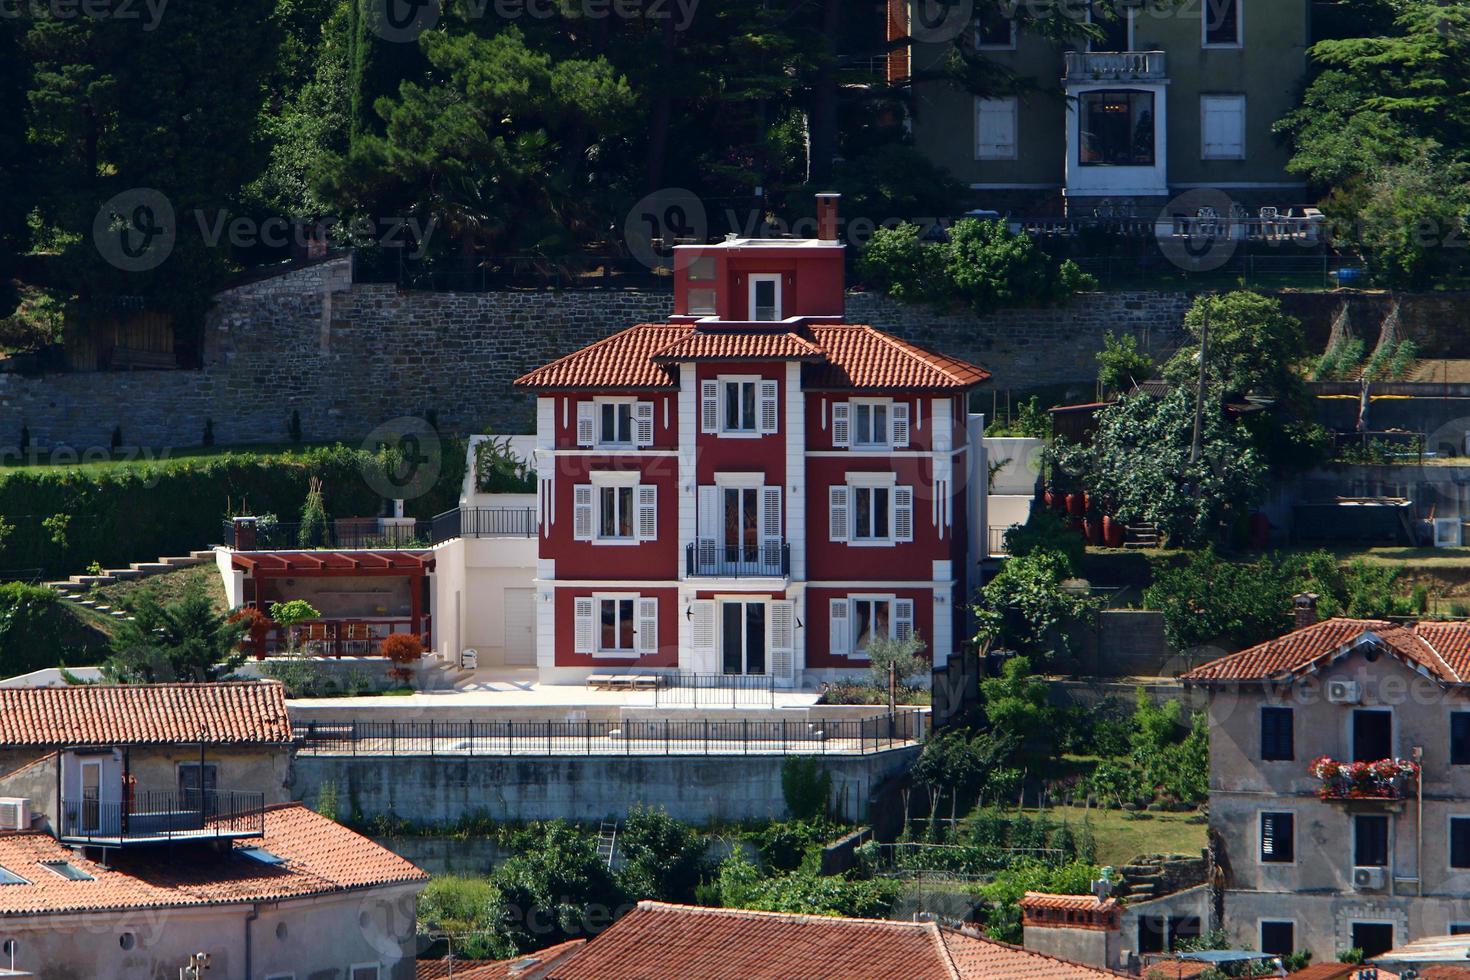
<box><xmin>0</xmin><ymin>798</ymin><xmax>30</xmax><ymax>832</ymax></box>
<box><xmin>1327</xmin><ymin>680</ymin><xmax>1362</xmax><ymax>705</ymax></box>
<box><xmin>1353</xmin><ymin>866</ymin><xmax>1387</xmax><ymax>891</ymax></box>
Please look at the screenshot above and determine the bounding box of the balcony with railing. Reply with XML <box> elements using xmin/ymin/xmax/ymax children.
<box><xmin>59</xmin><ymin>788</ymin><xmax>267</xmax><ymax>846</ymax></box>
<box><xmin>1310</xmin><ymin>756</ymin><xmax>1419</xmax><ymax>805</ymax></box>
<box><xmin>1064</xmin><ymin>50</ymin><xmax>1166</xmax><ymax>81</ymax></box>
<box><xmin>685</xmin><ymin>541</ymin><xmax>790</xmax><ymax>579</ymax></box>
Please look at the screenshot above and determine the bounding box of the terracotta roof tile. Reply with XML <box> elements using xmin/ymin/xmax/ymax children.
<box><xmin>1182</xmin><ymin>618</ymin><xmax>1470</xmax><ymax>685</ymax></box>
<box><xmin>1020</xmin><ymin>893</ymin><xmax>1119</xmax><ymax>913</ymax></box>
<box><xmin>544</xmin><ymin>902</ymin><xmax>1120</xmax><ymax>980</ymax></box>
<box><xmin>0</xmin><ymin>682</ymin><xmax>293</xmax><ymax>746</ymax></box>
<box><xmin>417</xmin><ymin>942</ymin><xmax>586</xmax><ymax>980</ymax></box>
<box><xmin>805</xmin><ymin>324</ymin><xmax>990</xmax><ymax>390</ymax></box>
<box><xmin>514</xmin><ymin>324</ymin><xmax>687</xmax><ymax>390</ymax></box>
<box><xmin>651</xmin><ymin>329</ymin><xmax>824</xmax><ymax>362</ymax></box>
<box><xmin>514</xmin><ymin>322</ymin><xmax>989</xmax><ymax>392</ymax></box>
<box><xmin>0</xmin><ymin>803</ymin><xmax>425</xmax><ymax>917</ymax></box>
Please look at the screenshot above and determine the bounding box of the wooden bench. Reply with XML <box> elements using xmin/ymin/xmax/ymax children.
<box><xmin>586</xmin><ymin>673</ymin><xmax>663</xmax><ymax>692</ymax></box>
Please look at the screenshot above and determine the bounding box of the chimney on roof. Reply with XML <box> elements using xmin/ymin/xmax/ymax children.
<box><xmin>816</xmin><ymin>193</ymin><xmax>841</xmax><ymax>243</ymax></box>
<box><xmin>1294</xmin><ymin>592</ymin><xmax>1320</xmax><ymax>631</ymax></box>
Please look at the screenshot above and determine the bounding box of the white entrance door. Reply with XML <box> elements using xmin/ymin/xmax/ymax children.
<box><xmin>503</xmin><ymin>588</ymin><xmax>537</xmax><ymax>665</ymax></box>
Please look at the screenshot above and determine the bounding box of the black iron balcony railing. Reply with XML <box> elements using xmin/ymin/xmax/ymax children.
<box><xmin>59</xmin><ymin>789</ymin><xmax>267</xmax><ymax>845</ymax></box>
<box><xmin>685</xmin><ymin>541</ymin><xmax>790</xmax><ymax>578</ymax></box>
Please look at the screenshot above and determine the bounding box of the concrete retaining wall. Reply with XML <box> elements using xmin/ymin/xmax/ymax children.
<box><xmin>291</xmin><ymin>748</ymin><xmax>919</xmax><ymax>825</ymax></box>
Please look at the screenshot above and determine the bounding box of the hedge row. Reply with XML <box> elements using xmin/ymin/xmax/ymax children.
<box><xmin>0</xmin><ymin>441</ymin><xmax>467</xmax><ymax>578</ymax></box>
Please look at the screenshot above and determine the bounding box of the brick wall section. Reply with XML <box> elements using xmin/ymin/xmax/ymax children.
<box><xmin>0</xmin><ymin>258</ymin><xmax>1195</xmax><ymax>450</ymax></box>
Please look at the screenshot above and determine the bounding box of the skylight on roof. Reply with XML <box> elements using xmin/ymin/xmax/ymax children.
<box><xmin>0</xmin><ymin>865</ymin><xmax>27</xmax><ymax>885</ymax></box>
<box><xmin>240</xmin><ymin>847</ymin><xmax>285</xmax><ymax>866</ymax></box>
<box><xmin>41</xmin><ymin>860</ymin><xmax>93</xmax><ymax>881</ymax></box>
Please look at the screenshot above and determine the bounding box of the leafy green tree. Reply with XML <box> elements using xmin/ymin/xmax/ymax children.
<box><xmin>712</xmin><ymin>852</ymin><xmax>897</xmax><ymax>918</ymax></box>
<box><xmin>103</xmin><ymin>584</ymin><xmax>249</xmax><ymax>683</ymax></box>
<box><xmin>615</xmin><ymin>805</ymin><xmax>707</xmax><ymax>904</ymax></box>
<box><xmin>865</xmin><ymin>632</ymin><xmax>928</xmax><ymax>690</ymax></box>
<box><xmin>1002</xmin><ymin>511</ymin><xmax>1084</xmax><ymax>572</ymax></box>
<box><xmin>1097</xmin><ymin>331</ymin><xmax>1154</xmax><ymax>396</ymax></box>
<box><xmin>1163</xmin><ymin>293</ymin><xmax>1307</xmax><ymax>406</ymax></box>
<box><xmin>485</xmin><ymin>821</ymin><xmax>625</xmax><ymax>957</ymax></box>
<box><xmin>978</xmin><ymin>858</ymin><xmax>1101</xmax><ymax>944</ymax></box>
<box><xmin>1144</xmin><ymin>548</ymin><xmax>1298</xmax><ymax>651</ymax></box>
<box><xmin>973</xmin><ymin>551</ymin><xmax>1097</xmax><ymax>662</ymax></box>
<box><xmin>979</xmin><ymin>656</ymin><xmax>1056</xmax><ymax>763</ymax></box>
<box><xmin>781</xmin><ymin>757</ymin><xmax>832</xmax><ymax>823</ymax></box>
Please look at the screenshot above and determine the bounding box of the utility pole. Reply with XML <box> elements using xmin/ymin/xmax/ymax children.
<box><xmin>1190</xmin><ymin>301</ymin><xmax>1212</xmax><ymax>466</ymax></box>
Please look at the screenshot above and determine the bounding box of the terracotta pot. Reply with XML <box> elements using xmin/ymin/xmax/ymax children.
<box><xmin>1103</xmin><ymin>515</ymin><xmax>1126</xmax><ymax>548</ymax></box>
<box><xmin>1084</xmin><ymin>516</ymin><xmax>1104</xmax><ymax>546</ymax></box>
<box><xmin>1044</xmin><ymin>489</ymin><xmax>1059</xmax><ymax>511</ymax></box>
<box><xmin>1065</xmin><ymin>492</ymin><xmax>1086</xmax><ymax>517</ymax></box>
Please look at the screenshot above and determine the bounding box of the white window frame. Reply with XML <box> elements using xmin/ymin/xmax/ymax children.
<box><xmin>975</xmin><ymin>97</ymin><xmax>1019</xmax><ymax>161</ymax></box>
<box><xmin>707</xmin><ymin>375</ymin><xmax>778</xmax><ymax>438</ymax></box>
<box><xmin>593</xmin><ymin>592</ymin><xmax>639</xmax><ymax>656</ymax></box>
<box><xmin>1257</xmin><ymin>919</ymin><xmax>1296</xmax><ymax>959</ymax></box>
<box><xmin>845</xmin><ymin>398</ymin><xmax>910</xmax><ymax>450</ymax></box>
<box><xmin>721</xmin><ymin>375</ymin><xmax>760</xmax><ymax>436</ymax></box>
<box><xmin>974</xmin><ymin>10</ymin><xmax>1017</xmax><ymax>49</ymax></box>
<box><xmin>575</xmin><ymin>472</ymin><xmax>655</xmax><ymax>546</ymax></box>
<box><xmin>831</xmin><ymin>594</ymin><xmax>915</xmax><ymax>661</ymax></box>
<box><xmin>1258</xmin><ymin>810</ymin><xmax>1296</xmax><ymax>867</ymax></box>
<box><xmin>1201</xmin><ymin>94</ymin><xmax>1246</xmax><ymax>160</ymax></box>
<box><xmin>833</xmin><ymin>472</ymin><xmax>913</xmax><ymax>547</ymax></box>
<box><xmin>578</xmin><ymin>397</ymin><xmax>654</xmax><ymax>449</ymax></box>
<box><xmin>1201</xmin><ymin>0</ymin><xmax>1243</xmax><ymax>49</ymax></box>
<box><xmin>748</xmin><ymin>274</ymin><xmax>783</xmax><ymax>321</ymax></box>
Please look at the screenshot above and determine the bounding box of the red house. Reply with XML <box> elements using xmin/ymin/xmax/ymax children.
<box><xmin>514</xmin><ymin>196</ymin><xmax>991</xmax><ymax>686</ymax></box>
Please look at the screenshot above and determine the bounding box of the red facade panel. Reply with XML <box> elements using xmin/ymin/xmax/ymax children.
<box><xmin>693</xmin><ymin>362</ymin><xmax>788</xmax><ymax>490</ymax></box>
<box><xmin>553</xmin><ymin>586</ymin><xmax>679</xmax><ymax>668</ymax></box>
<box><xmin>673</xmin><ymin>248</ymin><xmax>845</xmax><ymax>320</ymax></box>
<box><xmin>805</xmin><ymin>586</ymin><xmax>935</xmax><ymax>670</ymax></box>
<box><xmin>542</xmin><ymin>455</ymin><xmax>680</xmax><ymax>581</ymax></box>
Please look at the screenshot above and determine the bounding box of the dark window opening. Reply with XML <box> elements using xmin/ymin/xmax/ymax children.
<box><xmin>1091</xmin><ymin>2</ymin><xmax>1129</xmax><ymax>51</ymax></box>
<box><xmin>1137</xmin><ymin>916</ymin><xmax>1166</xmax><ymax>955</ymax></box>
<box><xmin>1079</xmin><ymin>91</ymin><xmax>1154</xmax><ymax>167</ymax></box>
<box><xmin>1261</xmin><ymin>812</ymin><xmax>1294</xmax><ymax>863</ymax></box>
<box><xmin>1260</xmin><ymin>921</ymin><xmax>1295</xmax><ymax>957</ymax></box>
<box><xmin>975</xmin><ymin>13</ymin><xmax>1013</xmax><ymax>47</ymax></box>
<box><xmin>1353</xmin><ymin>709</ymin><xmax>1393</xmax><ymax>762</ymax></box>
<box><xmin>1205</xmin><ymin>0</ymin><xmax>1240</xmax><ymax>46</ymax></box>
<box><xmin>1452</xmin><ymin>818</ymin><xmax>1470</xmax><ymax>869</ymax></box>
<box><xmin>1351</xmin><ymin>922</ymin><xmax>1394</xmax><ymax>959</ymax></box>
<box><xmin>1354</xmin><ymin>814</ymin><xmax>1389</xmax><ymax>868</ymax></box>
<box><xmin>1452</xmin><ymin>712</ymin><xmax>1470</xmax><ymax>765</ymax></box>
<box><xmin>1261</xmin><ymin>706</ymin><xmax>1294</xmax><ymax>761</ymax></box>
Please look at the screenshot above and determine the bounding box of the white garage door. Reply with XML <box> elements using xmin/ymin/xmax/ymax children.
<box><xmin>503</xmin><ymin>588</ymin><xmax>537</xmax><ymax>665</ymax></box>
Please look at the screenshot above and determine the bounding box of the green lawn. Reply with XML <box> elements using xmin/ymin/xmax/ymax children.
<box><xmin>1012</xmin><ymin>805</ymin><xmax>1207</xmax><ymax>868</ymax></box>
<box><xmin>70</xmin><ymin>564</ymin><xmax>230</xmax><ymax>642</ymax></box>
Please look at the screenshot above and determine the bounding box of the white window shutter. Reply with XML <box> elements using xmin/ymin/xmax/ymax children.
<box><xmin>770</xmin><ymin>601</ymin><xmax>795</xmax><ymax>683</ymax></box>
<box><xmin>634</xmin><ymin>401</ymin><xmax>655</xmax><ymax>447</ymax></box>
<box><xmin>573</xmin><ymin>485</ymin><xmax>594</xmax><ymax>541</ymax></box>
<box><xmin>637</xmin><ymin>597</ymin><xmax>659</xmax><ymax>655</ymax></box>
<box><xmin>828</xmin><ymin>486</ymin><xmax>850</xmax><ymax>542</ymax></box>
<box><xmin>762</xmin><ymin>487</ymin><xmax>782</xmax><ymax>569</ymax></box>
<box><xmin>894</xmin><ymin>486</ymin><xmax>914</xmax><ymax>542</ymax></box>
<box><xmin>701</xmin><ymin>381</ymin><xmax>720</xmax><ymax>433</ymax></box>
<box><xmin>976</xmin><ymin>98</ymin><xmax>1018</xmax><ymax>159</ymax></box>
<box><xmin>574</xmin><ymin>597</ymin><xmax>595</xmax><ymax>653</ymax></box>
<box><xmin>829</xmin><ymin>599</ymin><xmax>850</xmax><ymax>657</ymax></box>
<box><xmin>895</xmin><ymin>599</ymin><xmax>915</xmax><ymax>643</ymax></box>
<box><xmin>576</xmin><ymin>402</ymin><xmax>595</xmax><ymax>447</ymax></box>
<box><xmin>637</xmin><ymin>484</ymin><xmax>658</xmax><ymax>541</ymax></box>
<box><xmin>697</xmin><ymin>485</ymin><xmax>721</xmax><ymax>572</ymax></box>
<box><xmin>690</xmin><ymin>600</ymin><xmax>717</xmax><ymax>672</ymax></box>
<box><xmin>832</xmin><ymin>401</ymin><xmax>850</xmax><ymax>447</ymax></box>
<box><xmin>758</xmin><ymin>380</ymin><xmax>780</xmax><ymax>434</ymax></box>
<box><xmin>891</xmin><ymin>402</ymin><xmax>911</xmax><ymax>448</ymax></box>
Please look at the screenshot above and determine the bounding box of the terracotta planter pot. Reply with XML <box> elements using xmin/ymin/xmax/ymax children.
<box><xmin>1044</xmin><ymin>489</ymin><xmax>1060</xmax><ymax>511</ymax></box>
<box><xmin>1103</xmin><ymin>515</ymin><xmax>1126</xmax><ymax>548</ymax></box>
<box><xmin>1065</xmin><ymin>492</ymin><xmax>1086</xmax><ymax>517</ymax></box>
<box><xmin>1084</xmin><ymin>517</ymin><xmax>1104</xmax><ymax>545</ymax></box>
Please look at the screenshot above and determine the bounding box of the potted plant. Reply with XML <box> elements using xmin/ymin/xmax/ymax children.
<box><xmin>380</xmin><ymin>633</ymin><xmax>425</xmax><ymax>686</ymax></box>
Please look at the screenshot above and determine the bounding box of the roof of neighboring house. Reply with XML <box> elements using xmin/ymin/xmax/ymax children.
<box><xmin>416</xmin><ymin>942</ymin><xmax>587</xmax><ymax>980</ymax></box>
<box><xmin>0</xmin><ymin>803</ymin><xmax>426</xmax><ymax>917</ymax></box>
<box><xmin>541</xmin><ymin>902</ymin><xmax>1123</xmax><ymax>980</ymax></box>
<box><xmin>514</xmin><ymin>323</ymin><xmax>989</xmax><ymax>392</ymax></box>
<box><xmin>1019</xmin><ymin>893</ymin><xmax>1119</xmax><ymax>914</ymax></box>
<box><xmin>1181</xmin><ymin>618</ymin><xmax>1470</xmax><ymax>686</ymax></box>
<box><xmin>0</xmin><ymin>682</ymin><xmax>293</xmax><ymax>746</ymax></box>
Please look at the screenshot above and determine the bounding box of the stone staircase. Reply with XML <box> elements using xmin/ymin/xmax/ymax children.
<box><xmin>1111</xmin><ymin>853</ymin><xmax>1208</xmax><ymax>905</ymax></box>
<box><xmin>1123</xmin><ymin>522</ymin><xmax>1161</xmax><ymax>549</ymax></box>
<box><xmin>45</xmin><ymin>549</ymin><xmax>218</xmax><ymax>622</ymax></box>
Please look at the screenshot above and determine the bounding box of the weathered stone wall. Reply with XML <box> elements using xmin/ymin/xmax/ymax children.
<box><xmin>0</xmin><ymin>257</ymin><xmax>1195</xmax><ymax>450</ymax></box>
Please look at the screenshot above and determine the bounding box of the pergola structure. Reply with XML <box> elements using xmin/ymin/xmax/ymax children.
<box><xmin>231</xmin><ymin>550</ymin><xmax>436</xmax><ymax>655</ymax></box>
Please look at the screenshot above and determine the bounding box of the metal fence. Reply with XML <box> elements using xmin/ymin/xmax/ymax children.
<box><xmin>295</xmin><ymin>712</ymin><xmax>926</xmax><ymax>758</ymax></box>
<box><xmin>434</xmin><ymin>506</ymin><xmax>538</xmax><ymax>540</ymax></box>
<box><xmin>654</xmin><ymin>673</ymin><xmax>776</xmax><ymax>708</ymax></box>
<box><xmin>1072</xmin><ymin>253</ymin><xmax>1356</xmax><ymax>290</ymax></box>
<box><xmin>224</xmin><ymin>507</ymin><xmax>538</xmax><ymax>552</ymax></box>
<box><xmin>59</xmin><ymin>789</ymin><xmax>267</xmax><ymax>845</ymax></box>
<box><xmin>684</xmin><ymin>542</ymin><xmax>790</xmax><ymax>579</ymax></box>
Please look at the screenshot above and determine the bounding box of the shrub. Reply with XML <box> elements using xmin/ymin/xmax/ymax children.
<box><xmin>1097</xmin><ymin>330</ymin><xmax>1154</xmax><ymax>395</ymax></box>
<box><xmin>260</xmin><ymin>650</ymin><xmax>324</xmax><ymax>697</ymax></box>
<box><xmin>0</xmin><ymin>582</ymin><xmax>99</xmax><ymax>675</ymax></box>
<box><xmin>474</xmin><ymin>436</ymin><xmax>536</xmax><ymax>494</ymax></box>
<box><xmin>298</xmin><ymin>477</ymin><xmax>328</xmax><ymax>548</ymax></box>
<box><xmin>865</xmin><ymin>633</ymin><xmax>928</xmax><ymax>690</ymax></box>
<box><xmin>781</xmin><ymin>757</ymin><xmax>831</xmax><ymax>823</ymax></box>
<box><xmin>380</xmin><ymin>633</ymin><xmax>425</xmax><ymax>683</ymax></box>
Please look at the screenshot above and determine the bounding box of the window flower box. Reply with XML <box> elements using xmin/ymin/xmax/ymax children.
<box><xmin>1309</xmin><ymin>756</ymin><xmax>1419</xmax><ymax>801</ymax></box>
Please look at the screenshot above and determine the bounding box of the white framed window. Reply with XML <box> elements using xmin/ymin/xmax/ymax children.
<box><xmin>573</xmin><ymin>476</ymin><xmax>656</xmax><ymax>544</ymax></box>
<box><xmin>1202</xmin><ymin>0</ymin><xmax>1242</xmax><ymax>48</ymax></box>
<box><xmin>974</xmin><ymin>11</ymin><xmax>1016</xmax><ymax>49</ymax></box>
<box><xmin>701</xmin><ymin>376</ymin><xmax>779</xmax><ymax>436</ymax></box>
<box><xmin>829</xmin><ymin>595</ymin><xmax>914</xmax><ymax>659</ymax></box>
<box><xmin>575</xmin><ymin>594</ymin><xmax>658</xmax><ymax>656</ymax></box>
<box><xmin>349</xmin><ymin>966</ymin><xmax>381</xmax><ymax>980</ymax></box>
<box><xmin>975</xmin><ymin>97</ymin><xmax>1018</xmax><ymax>160</ymax></box>
<box><xmin>694</xmin><ymin>482</ymin><xmax>783</xmax><ymax>575</ymax></box>
<box><xmin>833</xmin><ymin>399</ymin><xmax>910</xmax><ymax>450</ymax></box>
<box><xmin>828</xmin><ymin>476</ymin><xmax>914</xmax><ymax>546</ymax></box>
<box><xmin>576</xmin><ymin>399</ymin><xmax>654</xmax><ymax>449</ymax></box>
<box><xmin>1201</xmin><ymin>95</ymin><xmax>1246</xmax><ymax>160</ymax></box>
<box><xmin>749</xmin><ymin>274</ymin><xmax>783</xmax><ymax>321</ymax></box>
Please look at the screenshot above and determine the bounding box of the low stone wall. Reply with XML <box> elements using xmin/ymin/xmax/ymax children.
<box><xmin>291</xmin><ymin>748</ymin><xmax>920</xmax><ymax>825</ymax></box>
